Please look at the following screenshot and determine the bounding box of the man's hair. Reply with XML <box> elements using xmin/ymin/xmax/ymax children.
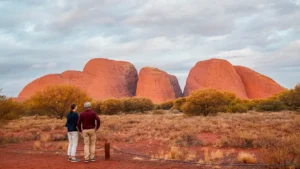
<box><xmin>84</xmin><ymin>102</ymin><xmax>91</xmax><ymax>108</ymax></box>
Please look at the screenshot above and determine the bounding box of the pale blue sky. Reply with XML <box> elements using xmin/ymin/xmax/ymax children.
<box><xmin>0</xmin><ymin>0</ymin><xmax>300</xmax><ymax>97</ymax></box>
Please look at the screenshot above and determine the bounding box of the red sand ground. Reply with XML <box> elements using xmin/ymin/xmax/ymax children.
<box><xmin>0</xmin><ymin>148</ymin><xmax>203</xmax><ymax>169</ymax></box>
<box><xmin>0</xmin><ymin>141</ymin><xmax>265</xmax><ymax>169</ymax></box>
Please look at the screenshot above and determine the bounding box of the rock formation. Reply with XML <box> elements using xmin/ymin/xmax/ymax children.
<box><xmin>184</xmin><ymin>59</ymin><xmax>248</xmax><ymax>99</ymax></box>
<box><xmin>18</xmin><ymin>74</ymin><xmax>69</xmax><ymax>99</ymax></box>
<box><xmin>83</xmin><ymin>58</ymin><xmax>138</xmax><ymax>100</ymax></box>
<box><xmin>18</xmin><ymin>58</ymin><xmax>138</xmax><ymax>100</ymax></box>
<box><xmin>234</xmin><ymin>66</ymin><xmax>285</xmax><ymax>99</ymax></box>
<box><xmin>17</xmin><ymin>57</ymin><xmax>286</xmax><ymax>102</ymax></box>
<box><xmin>136</xmin><ymin>67</ymin><xmax>183</xmax><ymax>103</ymax></box>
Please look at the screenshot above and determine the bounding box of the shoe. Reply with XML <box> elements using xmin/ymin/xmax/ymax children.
<box><xmin>85</xmin><ymin>159</ymin><xmax>89</xmax><ymax>163</ymax></box>
<box><xmin>71</xmin><ymin>158</ymin><xmax>80</xmax><ymax>163</ymax></box>
<box><xmin>68</xmin><ymin>158</ymin><xmax>72</xmax><ymax>162</ymax></box>
<box><xmin>90</xmin><ymin>158</ymin><xmax>96</xmax><ymax>162</ymax></box>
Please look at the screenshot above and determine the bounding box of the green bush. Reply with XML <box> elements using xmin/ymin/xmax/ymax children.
<box><xmin>172</xmin><ymin>97</ymin><xmax>186</xmax><ymax>112</ymax></box>
<box><xmin>256</xmin><ymin>98</ymin><xmax>286</xmax><ymax>112</ymax></box>
<box><xmin>228</xmin><ymin>104</ymin><xmax>248</xmax><ymax>113</ymax></box>
<box><xmin>182</xmin><ymin>89</ymin><xmax>236</xmax><ymax>116</ymax></box>
<box><xmin>154</xmin><ymin>104</ymin><xmax>161</xmax><ymax>110</ymax></box>
<box><xmin>245</xmin><ymin>100</ymin><xmax>259</xmax><ymax>111</ymax></box>
<box><xmin>91</xmin><ymin>101</ymin><xmax>102</xmax><ymax>114</ymax></box>
<box><xmin>122</xmin><ymin>97</ymin><xmax>154</xmax><ymax>113</ymax></box>
<box><xmin>227</xmin><ymin>98</ymin><xmax>248</xmax><ymax>113</ymax></box>
<box><xmin>279</xmin><ymin>84</ymin><xmax>300</xmax><ymax>111</ymax></box>
<box><xmin>159</xmin><ymin>100</ymin><xmax>174</xmax><ymax>110</ymax></box>
<box><xmin>100</xmin><ymin>99</ymin><xmax>123</xmax><ymax>115</ymax></box>
<box><xmin>0</xmin><ymin>97</ymin><xmax>25</xmax><ymax>122</ymax></box>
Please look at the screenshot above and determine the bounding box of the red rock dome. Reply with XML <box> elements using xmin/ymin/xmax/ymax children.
<box><xmin>184</xmin><ymin>59</ymin><xmax>248</xmax><ymax>99</ymax></box>
<box><xmin>136</xmin><ymin>67</ymin><xmax>182</xmax><ymax>103</ymax></box>
<box><xmin>18</xmin><ymin>58</ymin><xmax>138</xmax><ymax>100</ymax></box>
<box><xmin>234</xmin><ymin>66</ymin><xmax>285</xmax><ymax>99</ymax></box>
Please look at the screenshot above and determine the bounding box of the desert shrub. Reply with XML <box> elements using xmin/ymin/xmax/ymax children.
<box><xmin>154</xmin><ymin>104</ymin><xmax>162</xmax><ymax>110</ymax></box>
<box><xmin>172</xmin><ymin>97</ymin><xmax>186</xmax><ymax>112</ymax></box>
<box><xmin>237</xmin><ymin>152</ymin><xmax>257</xmax><ymax>164</ymax></box>
<box><xmin>228</xmin><ymin>104</ymin><xmax>248</xmax><ymax>113</ymax></box>
<box><xmin>0</xmin><ymin>94</ymin><xmax>25</xmax><ymax>122</ymax></box>
<box><xmin>0</xmin><ymin>136</ymin><xmax>20</xmax><ymax>144</ymax></box>
<box><xmin>122</xmin><ymin>97</ymin><xmax>154</xmax><ymax>113</ymax></box>
<box><xmin>256</xmin><ymin>98</ymin><xmax>286</xmax><ymax>112</ymax></box>
<box><xmin>261</xmin><ymin>134</ymin><xmax>300</xmax><ymax>169</ymax></box>
<box><xmin>175</xmin><ymin>134</ymin><xmax>203</xmax><ymax>147</ymax></box>
<box><xmin>228</xmin><ymin>98</ymin><xmax>249</xmax><ymax>113</ymax></box>
<box><xmin>27</xmin><ymin>85</ymin><xmax>91</xmax><ymax>119</ymax></box>
<box><xmin>100</xmin><ymin>99</ymin><xmax>123</xmax><ymax>115</ymax></box>
<box><xmin>202</xmin><ymin>148</ymin><xmax>224</xmax><ymax>163</ymax></box>
<box><xmin>279</xmin><ymin>84</ymin><xmax>300</xmax><ymax>111</ymax></box>
<box><xmin>91</xmin><ymin>100</ymin><xmax>102</xmax><ymax>114</ymax></box>
<box><xmin>154</xmin><ymin>146</ymin><xmax>196</xmax><ymax>161</ymax></box>
<box><xmin>152</xmin><ymin>110</ymin><xmax>165</xmax><ymax>115</ymax></box>
<box><xmin>245</xmin><ymin>100</ymin><xmax>259</xmax><ymax>110</ymax></box>
<box><xmin>182</xmin><ymin>89</ymin><xmax>236</xmax><ymax>116</ymax></box>
<box><xmin>159</xmin><ymin>100</ymin><xmax>174</xmax><ymax>110</ymax></box>
<box><xmin>33</xmin><ymin>141</ymin><xmax>41</xmax><ymax>150</ymax></box>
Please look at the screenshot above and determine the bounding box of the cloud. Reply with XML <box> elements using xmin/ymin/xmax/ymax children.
<box><xmin>0</xmin><ymin>0</ymin><xmax>300</xmax><ymax>96</ymax></box>
<box><xmin>31</xmin><ymin>62</ymin><xmax>57</xmax><ymax>69</ymax></box>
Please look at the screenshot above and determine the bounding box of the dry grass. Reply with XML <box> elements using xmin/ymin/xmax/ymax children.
<box><xmin>203</xmin><ymin>148</ymin><xmax>224</xmax><ymax>163</ymax></box>
<box><xmin>2</xmin><ymin>112</ymin><xmax>300</xmax><ymax>147</ymax></box>
<box><xmin>33</xmin><ymin>141</ymin><xmax>41</xmax><ymax>150</ymax></box>
<box><xmin>1</xmin><ymin>111</ymin><xmax>300</xmax><ymax>164</ymax></box>
<box><xmin>55</xmin><ymin>141</ymin><xmax>68</xmax><ymax>150</ymax></box>
<box><xmin>152</xmin><ymin>146</ymin><xmax>196</xmax><ymax>161</ymax></box>
<box><xmin>237</xmin><ymin>152</ymin><xmax>257</xmax><ymax>164</ymax></box>
<box><xmin>40</xmin><ymin>133</ymin><xmax>51</xmax><ymax>143</ymax></box>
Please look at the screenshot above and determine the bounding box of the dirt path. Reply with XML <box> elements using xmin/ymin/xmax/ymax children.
<box><xmin>0</xmin><ymin>151</ymin><xmax>213</xmax><ymax>169</ymax></box>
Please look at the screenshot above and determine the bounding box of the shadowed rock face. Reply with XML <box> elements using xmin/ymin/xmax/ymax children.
<box><xmin>184</xmin><ymin>59</ymin><xmax>248</xmax><ymax>99</ymax></box>
<box><xmin>136</xmin><ymin>67</ymin><xmax>183</xmax><ymax>103</ymax></box>
<box><xmin>18</xmin><ymin>58</ymin><xmax>138</xmax><ymax>100</ymax></box>
<box><xmin>168</xmin><ymin>74</ymin><xmax>183</xmax><ymax>98</ymax></box>
<box><xmin>234</xmin><ymin>66</ymin><xmax>286</xmax><ymax>99</ymax></box>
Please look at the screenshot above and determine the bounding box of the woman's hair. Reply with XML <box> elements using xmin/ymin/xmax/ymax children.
<box><xmin>70</xmin><ymin>104</ymin><xmax>77</xmax><ymax>112</ymax></box>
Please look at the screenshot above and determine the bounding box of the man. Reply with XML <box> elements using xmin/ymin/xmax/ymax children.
<box><xmin>77</xmin><ymin>102</ymin><xmax>100</xmax><ymax>163</ymax></box>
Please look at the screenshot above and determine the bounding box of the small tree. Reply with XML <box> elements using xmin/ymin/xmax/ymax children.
<box><xmin>28</xmin><ymin>85</ymin><xmax>91</xmax><ymax>119</ymax></box>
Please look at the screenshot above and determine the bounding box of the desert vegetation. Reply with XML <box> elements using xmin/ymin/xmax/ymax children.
<box><xmin>1</xmin><ymin>84</ymin><xmax>300</xmax><ymax>168</ymax></box>
<box><xmin>1</xmin><ymin>112</ymin><xmax>300</xmax><ymax>167</ymax></box>
<box><xmin>1</xmin><ymin>84</ymin><xmax>300</xmax><ymax>121</ymax></box>
<box><xmin>26</xmin><ymin>85</ymin><xmax>91</xmax><ymax>119</ymax></box>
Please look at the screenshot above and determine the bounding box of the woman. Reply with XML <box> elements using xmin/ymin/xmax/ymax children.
<box><xmin>65</xmin><ymin>104</ymin><xmax>80</xmax><ymax>162</ymax></box>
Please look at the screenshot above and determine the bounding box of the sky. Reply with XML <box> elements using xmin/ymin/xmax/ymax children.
<box><xmin>0</xmin><ymin>0</ymin><xmax>300</xmax><ymax>97</ymax></box>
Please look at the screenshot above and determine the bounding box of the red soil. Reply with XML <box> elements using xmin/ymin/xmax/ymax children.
<box><xmin>0</xmin><ymin>146</ymin><xmax>201</xmax><ymax>169</ymax></box>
